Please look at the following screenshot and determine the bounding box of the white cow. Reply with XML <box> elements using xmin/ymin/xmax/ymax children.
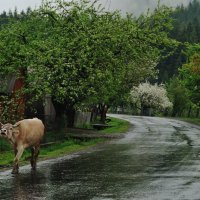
<box><xmin>0</xmin><ymin>118</ymin><xmax>45</xmax><ymax>174</ymax></box>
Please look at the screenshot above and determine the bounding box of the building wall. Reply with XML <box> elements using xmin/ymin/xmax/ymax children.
<box><xmin>13</xmin><ymin>77</ymin><xmax>25</xmax><ymax>117</ymax></box>
<box><xmin>0</xmin><ymin>75</ymin><xmax>24</xmax><ymax>122</ymax></box>
<box><xmin>74</xmin><ymin>111</ymin><xmax>92</xmax><ymax>128</ymax></box>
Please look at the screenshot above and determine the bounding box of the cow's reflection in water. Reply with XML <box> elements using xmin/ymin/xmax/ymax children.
<box><xmin>12</xmin><ymin>171</ymin><xmax>47</xmax><ymax>200</ymax></box>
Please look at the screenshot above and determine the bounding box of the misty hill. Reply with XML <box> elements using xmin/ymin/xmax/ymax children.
<box><xmin>100</xmin><ymin>0</ymin><xmax>191</xmax><ymax>16</ymax></box>
<box><xmin>158</xmin><ymin>0</ymin><xmax>200</xmax><ymax>82</ymax></box>
<box><xmin>170</xmin><ymin>0</ymin><xmax>200</xmax><ymax>43</ymax></box>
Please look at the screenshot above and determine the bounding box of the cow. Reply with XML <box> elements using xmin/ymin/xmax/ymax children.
<box><xmin>0</xmin><ymin>118</ymin><xmax>45</xmax><ymax>174</ymax></box>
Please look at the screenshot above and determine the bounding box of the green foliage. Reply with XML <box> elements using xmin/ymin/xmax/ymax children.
<box><xmin>161</xmin><ymin>1</ymin><xmax>200</xmax><ymax>117</ymax></box>
<box><xmin>0</xmin><ymin>139</ymin><xmax>11</xmax><ymax>152</ymax></box>
<box><xmin>0</xmin><ymin>0</ymin><xmax>179</xmax><ymax>122</ymax></box>
<box><xmin>170</xmin><ymin>0</ymin><xmax>200</xmax><ymax>43</ymax></box>
<box><xmin>177</xmin><ymin>117</ymin><xmax>200</xmax><ymax>126</ymax></box>
<box><xmin>157</xmin><ymin>43</ymin><xmax>186</xmax><ymax>83</ymax></box>
<box><xmin>99</xmin><ymin>117</ymin><xmax>130</xmax><ymax>134</ymax></box>
<box><xmin>164</xmin><ymin>43</ymin><xmax>200</xmax><ymax>118</ymax></box>
<box><xmin>40</xmin><ymin>139</ymin><xmax>104</xmax><ymax>159</ymax></box>
<box><xmin>179</xmin><ymin>46</ymin><xmax>200</xmax><ymax>107</ymax></box>
<box><xmin>157</xmin><ymin>0</ymin><xmax>200</xmax><ymax>83</ymax></box>
<box><xmin>0</xmin><ymin>138</ymin><xmax>105</xmax><ymax>167</ymax></box>
<box><xmin>167</xmin><ymin>77</ymin><xmax>191</xmax><ymax>117</ymax></box>
<box><xmin>0</xmin><ymin>94</ymin><xmax>23</xmax><ymax>123</ymax></box>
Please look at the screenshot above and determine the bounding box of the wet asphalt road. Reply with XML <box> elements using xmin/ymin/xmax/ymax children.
<box><xmin>0</xmin><ymin>115</ymin><xmax>200</xmax><ymax>200</ymax></box>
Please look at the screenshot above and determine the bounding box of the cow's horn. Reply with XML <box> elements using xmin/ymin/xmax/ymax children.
<box><xmin>13</xmin><ymin>123</ymin><xmax>20</xmax><ymax>128</ymax></box>
<box><xmin>0</xmin><ymin>122</ymin><xmax>3</xmax><ymax>127</ymax></box>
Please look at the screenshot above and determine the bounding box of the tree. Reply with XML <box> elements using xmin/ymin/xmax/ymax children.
<box><xmin>179</xmin><ymin>54</ymin><xmax>200</xmax><ymax>114</ymax></box>
<box><xmin>1</xmin><ymin>0</ymin><xmax>129</xmax><ymax>125</ymax></box>
<box><xmin>0</xmin><ymin>0</ymin><xmax>178</xmax><ymax>125</ymax></box>
<box><xmin>167</xmin><ymin>77</ymin><xmax>191</xmax><ymax>117</ymax></box>
<box><xmin>130</xmin><ymin>82</ymin><xmax>172</xmax><ymax>116</ymax></box>
<box><xmin>108</xmin><ymin>4</ymin><xmax>178</xmax><ymax>114</ymax></box>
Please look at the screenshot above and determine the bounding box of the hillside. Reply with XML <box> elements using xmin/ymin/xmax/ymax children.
<box><xmin>157</xmin><ymin>0</ymin><xmax>200</xmax><ymax>83</ymax></box>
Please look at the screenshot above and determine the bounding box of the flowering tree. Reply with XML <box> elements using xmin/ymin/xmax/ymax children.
<box><xmin>130</xmin><ymin>82</ymin><xmax>172</xmax><ymax>115</ymax></box>
<box><xmin>0</xmin><ymin>0</ymin><xmax>177</xmax><ymax>125</ymax></box>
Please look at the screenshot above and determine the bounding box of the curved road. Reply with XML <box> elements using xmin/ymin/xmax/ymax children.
<box><xmin>0</xmin><ymin>115</ymin><xmax>200</xmax><ymax>200</ymax></box>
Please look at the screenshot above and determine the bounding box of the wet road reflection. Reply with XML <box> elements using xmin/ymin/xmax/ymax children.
<box><xmin>0</xmin><ymin>115</ymin><xmax>200</xmax><ymax>200</ymax></box>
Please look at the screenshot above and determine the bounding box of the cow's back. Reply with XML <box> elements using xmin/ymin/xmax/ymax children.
<box><xmin>16</xmin><ymin>118</ymin><xmax>45</xmax><ymax>147</ymax></box>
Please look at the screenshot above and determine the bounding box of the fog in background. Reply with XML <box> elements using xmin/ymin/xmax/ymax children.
<box><xmin>99</xmin><ymin>0</ymin><xmax>192</xmax><ymax>16</ymax></box>
<box><xmin>0</xmin><ymin>0</ymin><xmax>42</xmax><ymax>13</ymax></box>
<box><xmin>0</xmin><ymin>0</ymin><xmax>192</xmax><ymax>16</ymax></box>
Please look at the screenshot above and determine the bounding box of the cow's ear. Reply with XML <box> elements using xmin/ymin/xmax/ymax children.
<box><xmin>0</xmin><ymin>122</ymin><xmax>3</xmax><ymax>128</ymax></box>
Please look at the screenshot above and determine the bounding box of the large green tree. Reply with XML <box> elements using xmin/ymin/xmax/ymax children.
<box><xmin>0</xmin><ymin>0</ymin><xmax>178</xmax><ymax>125</ymax></box>
<box><xmin>167</xmin><ymin>77</ymin><xmax>191</xmax><ymax>117</ymax></box>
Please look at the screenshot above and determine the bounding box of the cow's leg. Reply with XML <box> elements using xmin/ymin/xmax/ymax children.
<box><xmin>30</xmin><ymin>147</ymin><xmax>35</xmax><ymax>169</ymax></box>
<box><xmin>12</xmin><ymin>145</ymin><xmax>24</xmax><ymax>174</ymax></box>
<box><xmin>14</xmin><ymin>145</ymin><xmax>18</xmax><ymax>156</ymax></box>
<box><xmin>31</xmin><ymin>144</ymin><xmax>40</xmax><ymax>171</ymax></box>
<box><xmin>12</xmin><ymin>146</ymin><xmax>18</xmax><ymax>173</ymax></box>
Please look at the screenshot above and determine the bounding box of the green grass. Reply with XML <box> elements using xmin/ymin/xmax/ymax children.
<box><xmin>0</xmin><ymin>117</ymin><xmax>130</xmax><ymax>168</ymax></box>
<box><xmin>0</xmin><ymin>151</ymin><xmax>13</xmax><ymax>166</ymax></box>
<box><xmin>175</xmin><ymin>117</ymin><xmax>200</xmax><ymax>126</ymax></box>
<box><xmin>99</xmin><ymin>117</ymin><xmax>130</xmax><ymax>134</ymax></box>
<box><xmin>0</xmin><ymin>138</ymin><xmax>105</xmax><ymax>168</ymax></box>
<box><xmin>39</xmin><ymin>138</ymin><xmax>105</xmax><ymax>159</ymax></box>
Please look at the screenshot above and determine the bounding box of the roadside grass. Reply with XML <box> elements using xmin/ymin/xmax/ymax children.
<box><xmin>175</xmin><ymin>117</ymin><xmax>200</xmax><ymax>126</ymax></box>
<box><xmin>0</xmin><ymin>151</ymin><xmax>13</xmax><ymax>166</ymax></box>
<box><xmin>0</xmin><ymin>117</ymin><xmax>130</xmax><ymax>168</ymax></box>
<box><xmin>99</xmin><ymin>117</ymin><xmax>130</xmax><ymax>134</ymax></box>
<box><xmin>0</xmin><ymin>139</ymin><xmax>105</xmax><ymax>168</ymax></box>
<box><xmin>39</xmin><ymin>138</ymin><xmax>105</xmax><ymax>159</ymax></box>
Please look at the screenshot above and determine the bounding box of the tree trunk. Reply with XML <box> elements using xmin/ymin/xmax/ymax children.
<box><xmin>91</xmin><ymin>105</ymin><xmax>98</xmax><ymax>122</ymax></box>
<box><xmin>99</xmin><ymin>104</ymin><xmax>109</xmax><ymax>124</ymax></box>
<box><xmin>196</xmin><ymin>107</ymin><xmax>200</xmax><ymax>118</ymax></box>
<box><xmin>171</xmin><ymin>106</ymin><xmax>177</xmax><ymax>117</ymax></box>
<box><xmin>141</xmin><ymin>105</ymin><xmax>150</xmax><ymax>116</ymax></box>
<box><xmin>187</xmin><ymin>105</ymin><xmax>192</xmax><ymax>118</ymax></box>
<box><xmin>66</xmin><ymin>106</ymin><xmax>76</xmax><ymax>128</ymax></box>
<box><xmin>52</xmin><ymin>101</ymin><xmax>66</xmax><ymax>129</ymax></box>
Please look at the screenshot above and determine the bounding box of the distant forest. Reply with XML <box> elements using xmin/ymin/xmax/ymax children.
<box><xmin>0</xmin><ymin>7</ymin><xmax>32</xmax><ymax>29</ymax></box>
<box><xmin>158</xmin><ymin>0</ymin><xmax>200</xmax><ymax>82</ymax></box>
<box><xmin>171</xmin><ymin>0</ymin><xmax>200</xmax><ymax>43</ymax></box>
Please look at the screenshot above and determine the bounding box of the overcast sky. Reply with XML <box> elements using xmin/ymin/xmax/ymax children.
<box><xmin>0</xmin><ymin>0</ymin><xmax>192</xmax><ymax>16</ymax></box>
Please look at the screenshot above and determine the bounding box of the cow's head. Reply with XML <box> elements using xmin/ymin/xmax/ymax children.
<box><xmin>0</xmin><ymin>123</ymin><xmax>14</xmax><ymax>139</ymax></box>
<box><xmin>0</xmin><ymin>123</ymin><xmax>13</xmax><ymax>139</ymax></box>
<box><xmin>0</xmin><ymin>122</ymin><xmax>20</xmax><ymax>140</ymax></box>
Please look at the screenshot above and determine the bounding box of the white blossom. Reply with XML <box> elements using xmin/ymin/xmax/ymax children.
<box><xmin>130</xmin><ymin>82</ymin><xmax>173</xmax><ymax>110</ymax></box>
